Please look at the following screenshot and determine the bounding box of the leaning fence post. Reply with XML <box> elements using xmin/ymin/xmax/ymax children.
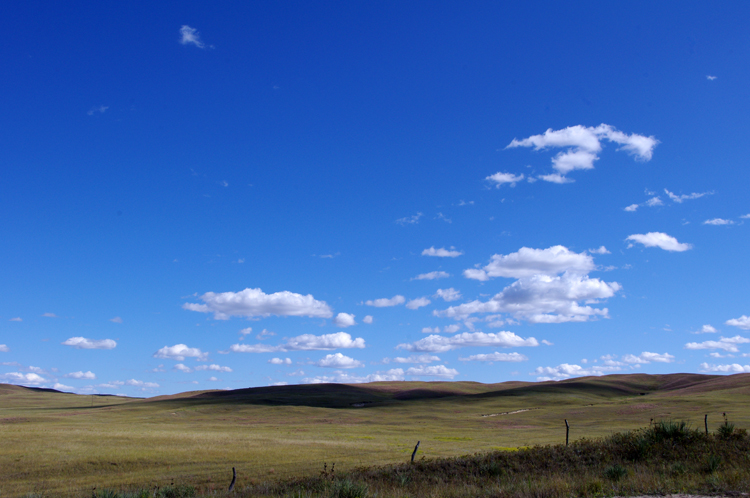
<box><xmin>565</xmin><ymin>419</ymin><xmax>570</xmax><ymax>446</ymax></box>
<box><xmin>228</xmin><ymin>467</ymin><xmax>236</xmax><ymax>492</ymax></box>
<box><xmin>705</xmin><ymin>414</ymin><xmax>708</xmax><ymax>435</ymax></box>
<box><xmin>411</xmin><ymin>441</ymin><xmax>420</xmax><ymax>463</ymax></box>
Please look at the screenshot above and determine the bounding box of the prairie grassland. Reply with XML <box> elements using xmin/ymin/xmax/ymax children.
<box><xmin>2</xmin><ymin>373</ymin><xmax>750</xmax><ymax>497</ymax></box>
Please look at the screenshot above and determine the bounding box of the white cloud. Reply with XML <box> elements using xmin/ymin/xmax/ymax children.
<box><xmin>588</xmin><ymin>246</ymin><xmax>610</xmax><ymax>255</ymax></box>
<box><xmin>624</xmin><ymin>204</ymin><xmax>639</xmax><ymax>212</ymax></box>
<box><xmin>256</xmin><ymin>329</ymin><xmax>275</xmax><ymax>340</ymax></box>
<box><xmin>703</xmin><ymin>218</ymin><xmax>735</xmax><ymax>225</ymax></box>
<box><xmin>179</xmin><ymin>25</ymin><xmax>205</xmax><ymax>48</ymax></box>
<box><xmin>303</xmin><ymin>368</ymin><xmax>405</xmax><ymax>384</ymax></box>
<box><xmin>62</xmin><ymin>337</ymin><xmax>117</xmax><ymax>350</ymax></box>
<box><xmin>539</xmin><ymin>173</ymin><xmax>574</xmax><ymax>184</ymax></box>
<box><xmin>0</xmin><ymin>372</ymin><xmax>46</xmax><ymax>385</ymax></box>
<box><xmin>231</xmin><ymin>331</ymin><xmax>366</xmax><ymax>353</ymax></box>
<box><xmin>110</xmin><ymin>316</ymin><xmax>123</xmax><ymax>323</ymax></box>
<box><xmin>406</xmin><ymin>297</ymin><xmax>431</xmax><ymax>310</ymax></box>
<box><xmin>707</xmin><ymin>75</ymin><xmax>717</xmax><ymax>81</ymax></box>
<box><xmin>464</xmin><ymin>246</ymin><xmax>594</xmax><ymax>280</ymax></box>
<box><xmin>87</xmin><ymin>105</ymin><xmax>108</xmax><ymax>116</ymax></box>
<box><xmin>207</xmin><ymin>376</ymin><xmax>219</xmax><ymax>382</ymax></box>
<box><xmin>333</xmin><ymin>313</ymin><xmax>356</xmax><ymax>328</ymax></box>
<box><xmin>0</xmin><ymin>345</ymin><xmax>8</xmax><ymax>352</ymax></box>
<box><xmin>626</xmin><ymin>232</ymin><xmax>692</xmax><ymax>252</ymax></box>
<box><xmin>384</xmin><ymin>354</ymin><xmax>441</xmax><ymax>364</ymax></box>
<box><xmin>533</xmin><ymin>362</ymin><xmax>622</xmax><ymax>381</ymax></box>
<box><xmin>422</xmin><ymin>327</ymin><xmax>440</xmax><ymax>334</ymax></box>
<box><xmin>444</xmin><ymin>324</ymin><xmax>461</xmax><ymax>333</ymax></box>
<box><xmin>422</xmin><ymin>246</ymin><xmax>463</xmax><ymax>258</ymax></box>
<box><xmin>664</xmin><ymin>189</ymin><xmax>712</xmax><ymax>203</ymax></box>
<box><xmin>398</xmin><ymin>331</ymin><xmax>538</xmax><ymax>353</ymax></box>
<box><xmin>174</xmin><ymin>364</ymin><xmax>192</xmax><ymax>373</ymax></box>
<box><xmin>269</xmin><ymin>358</ymin><xmax>292</xmax><ymax>365</ymax></box>
<box><xmin>700</xmin><ymin>363</ymin><xmax>750</xmax><ymax>373</ymax></box>
<box><xmin>645</xmin><ymin>196</ymin><xmax>663</xmax><ymax>207</ymax></box>
<box><xmin>53</xmin><ymin>383</ymin><xmax>74</xmax><ymax>392</ymax></box>
<box><xmin>741</xmin><ymin>214</ymin><xmax>750</xmax><ymax>219</ymax></box>
<box><xmin>507</xmin><ymin>124</ymin><xmax>658</xmax><ymax>182</ymax></box>
<box><xmin>125</xmin><ymin>379</ymin><xmax>159</xmax><ymax>388</ymax></box>
<box><xmin>412</xmin><ymin>271</ymin><xmax>451</xmax><ymax>281</ymax></box>
<box><xmin>65</xmin><ymin>371</ymin><xmax>96</xmax><ymax>380</ymax></box>
<box><xmin>621</xmin><ymin>352</ymin><xmax>675</xmax><ymax>364</ymax></box>
<box><xmin>459</xmin><ymin>352</ymin><xmax>528</xmax><ymax>362</ymax></box>
<box><xmin>726</xmin><ymin>316</ymin><xmax>750</xmax><ymax>330</ymax></box>
<box><xmin>362</xmin><ymin>315</ymin><xmax>374</xmax><ymax>324</ymax></box>
<box><xmin>183</xmin><ymin>287</ymin><xmax>333</xmax><ymax>320</ymax></box>
<box><xmin>395</xmin><ymin>212</ymin><xmax>423</xmax><ymax>225</ymax></box>
<box><xmin>406</xmin><ymin>365</ymin><xmax>459</xmax><ymax>379</ymax></box>
<box><xmin>435</xmin><ymin>288</ymin><xmax>461</xmax><ymax>302</ymax></box>
<box><xmin>441</xmin><ymin>272</ymin><xmax>620</xmax><ymax>323</ymax></box>
<box><xmin>42</xmin><ymin>312</ymin><xmax>57</xmax><ymax>318</ymax></box>
<box><xmin>365</xmin><ymin>295</ymin><xmax>405</xmax><ymax>307</ymax></box>
<box><xmin>153</xmin><ymin>344</ymin><xmax>208</xmax><ymax>361</ymax></box>
<box><xmin>696</xmin><ymin>324</ymin><xmax>718</xmax><ymax>334</ymax></box>
<box><xmin>486</xmin><ymin>172</ymin><xmax>525</xmax><ymax>187</ymax></box>
<box><xmin>240</xmin><ymin>327</ymin><xmax>253</xmax><ymax>335</ymax></box>
<box><xmin>315</xmin><ymin>353</ymin><xmax>363</xmax><ymax>369</ymax></box>
<box><xmin>685</xmin><ymin>336</ymin><xmax>750</xmax><ymax>353</ymax></box>
<box><xmin>195</xmin><ymin>364</ymin><xmax>232</xmax><ymax>372</ymax></box>
<box><xmin>9</xmin><ymin>317</ymin><xmax>22</xmax><ymax>322</ymax></box>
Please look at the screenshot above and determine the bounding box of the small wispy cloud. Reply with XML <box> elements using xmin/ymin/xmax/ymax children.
<box><xmin>706</xmin><ymin>75</ymin><xmax>717</xmax><ymax>81</ymax></box>
<box><xmin>179</xmin><ymin>25</ymin><xmax>205</xmax><ymax>48</ymax></box>
<box><xmin>703</xmin><ymin>218</ymin><xmax>735</xmax><ymax>226</ymax></box>
<box><xmin>87</xmin><ymin>105</ymin><xmax>108</xmax><ymax>116</ymax></box>
<box><xmin>395</xmin><ymin>213</ymin><xmax>423</xmax><ymax>225</ymax></box>
<box><xmin>110</xmin><ymin>316</ymin><xmax>123</xmax><ymax>323</ymax></box>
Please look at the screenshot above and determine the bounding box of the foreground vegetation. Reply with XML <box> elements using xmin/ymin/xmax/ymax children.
<box><xmin>3</xmin><ymin>373</ymin><xmax>750</xmax><ymax>497</ymax></box>
<box><xmin>90</xmin><ymin>419</ymin><xmax>750</xmax><ymax>497</ymax></box>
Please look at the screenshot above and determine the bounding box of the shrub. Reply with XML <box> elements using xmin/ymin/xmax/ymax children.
<box><xmin>705</xmin><ymin>454</ymin><xmax>721</xmax><ymax>474</ymax></box>
<box><xmin>157</xmin><ymin>484</ymin><xmax>196</xmax><ymax>498</ymax></box>
<box><xmin>330</xmin><ymin>479</ymin><xmax>368</xmax><ymax>498</ymax></box>
<box><xmin>603</xmin><ymin>463</ymin><xmax>627</xmax><ymax>481</ymax></box>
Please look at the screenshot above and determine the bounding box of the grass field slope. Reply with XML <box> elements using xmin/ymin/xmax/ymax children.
<box><xmin>2</xmin><ymin>373</ymin><xmax>750</xmax><ymax>497</ymax></box>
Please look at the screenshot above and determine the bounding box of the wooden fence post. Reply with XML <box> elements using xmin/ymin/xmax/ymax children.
<box><xmin>411</xmin><ymin>441</ymin><xmax>420</xmax><ymax>463</ymax></box>
<box><xmin>705</xmin><ymin>414</ymin><xmax>708</xmax><ymax>435</ymax></box>
<box><xmin>228</xmin><ymin>467</ymin><xmax>236</xmax><ymax>492</ymax></box>
<box><xmin>565</xmin><ymin>419</ymin><xmax>569</xmax><ymax>446</ymax></box>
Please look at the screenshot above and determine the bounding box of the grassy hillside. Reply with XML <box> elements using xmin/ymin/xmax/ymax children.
<box><xmin>2</xmin><ymin>373</ymin><xmax>750</xmax><ymax>497</ymax></box>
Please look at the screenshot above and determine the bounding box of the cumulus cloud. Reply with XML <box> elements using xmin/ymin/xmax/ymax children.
<box><xmin>441</xmin><ymin>272</ymin><xmax>620</xmax><ymax>323</ymax></box>
<box><xmin>179</xmin><ymin>25</ymin><xmax>205</xmax><ymax>48</ymax></box>
<box><xmin>333</xmin><ymin>313</ymin><xmax>356</xmax><ymax>328</ymax></box>
<box><xmin>303</xmin><ymin>368</ymin><xmax>405</xmax><ymax>384</ymax></box>
<box><xmin>533</xmin><ymin>362</ymin><xmax>622</xmax><ymax>381</ymax></box>
<box><xmin>125</xmin><ymin>379</ymin><xmax>159</xmax><ymax>388</ymax></box>
<box><xmin>412</xmin><ymin>271</ymin><xmax>450</xmax><ymax>281</ymax></box>
<box><xmin>685</xmin><ymin>336</ymin><xmax>750</xmax><ymax>353</ymax></box>
<box><xmin>174</xmin><ymin>363</ymin><xmax>192</xmax><ymax>372</ymax></box>
<box><xmin>486</xmin><ymin>172</ymin><xmax>525</xmax><ymax>187</ymax></box>
<box><xmin>645</xmin><ymin>197</ymin><xmax>663</xmax><ymax>207</ymax></box>
<box><xmin>626</xmin><ymin>232</ymin><xmax>692</xmax><ymax>252</ymax></box>
<box><xmin>65</xmin><ymin>371</ymin><xmax>96</xmax><ymax>380</ymax></box>
<box><xmin>269</xmin><ymin>358</ymin><xmax>292</xmax><ymax>365</ymax></box>
<box><xmin>362</xmin><ymin>315</ymin><xmax>374</xmax><ymax>324</ymax></box>
<box><xmin>183</xmin><ymin>288</ymin><xmax>333</xmax><ymax>320</ymax></box>
<box><xmin>464</xmin><ymin>246</ymin><xmax>595</xmax><ymax>281</ymax></box>
<box><xmin>422</xmin><ymin>247</ymin><xmax>463</xmax><ymax>258</ymax></box>
<box><xmin>458</xmin><ymin>352</ymin><xmax>528</xmax><ymax>362</ymax></box>
<box><xmin>42</xmin><ymin>312</ymin><xmax>57</xmax><ymax>318</ymax></box>
<box><xmin>588</xmin><ymin>246</ymin><xmax>610</xmax><ymax>255</ymax></box>
<box><xmin>153</xmin><ymin>344</ymin><xmax>208</xmax><ymax>361</ymax></box>
<box><xmin>507</xmin><ymin>124</ymin><xmax>658</xmax><ymax>183</ymax></box>
<box><xmin>365</xmin><ymin>295</ymin><xmax>405</xmax><ymax>307</ymax></box>
<box><xmin>624</xmin><ymin>204</ymin><xmax>640</xmax><ymax>212</ymax></box>
<box><xmin>700</xmin><ymin>363</ymin><xmax>750</xmax><ymax>373</ymax></box>
<box><xmin>422</xmin><ymin>327</ymin><xmax>440</xmax><ymax>334</ymax></box>
<box><xmin>383</xmin><ymin>354</ymin><xmax>441</xmax><ymax>364</ymax></box>
<box><xmin>406</xmin><ymin>365</ymin><xmax>458</xmax><ymax>379</ymax></box>
<box><xmin>435</xmin><ymin>288</ymin><xmax>461</xmax><ymax>302</ymax></box>
<box><xmin>62</xmin><ymin>337</ymin><xmax>117</xmax><ymax>350</ymax></box>
<box><xmin>0</xmin><ymin>372</ymin><xmax>47</xmax><ymax>385</ymax></box>
<box><xmin>0</xmin><ymin>345</ymin><xmax>8</xmax><ymax>352</ymax></box>
<box><xmin>621</xmin><ymin>352</ymin><xmax>675</xmax><ymax>364</ymax></box>
<box><xmin>444</xmin><ymin>324</ymin><xmax>462</xmax><ymax>333</ymax></box>
<box><xmin>398</xmin><ymin>331</ymin><xmax>538</xmax><ymax>353</ymax></box>
<box><xmin>9</xmin><ymin>317</ymin><xmax>22</xmax><ymax>322</ymax></box>
<box><xmin>726</xmin><ymin>316</ymin><xmax>750</xmax><ymax>330</ymax></box>
<box><xmin>315</xmin><ymin>353</ymin><xmax>363</xmax><ymax>369</ymax></box>
<box><xmin>703</xmin><ymin>218</ymin><xmax>735</xmax><ymax>225</ymax></box>
<box><xmin>231</xmin><ymin>332</ymin><xmax>365</xmax><ymax>353</ymax></box>
<box><xmin>696</xmin><ymin>325</ymin><xmax>718</xmax><ymax>334</ymax></box>
<box><xmin>406</xmin><ymin>297</ymin><xmax>431</xmax><ymax>310</ymax></box>
<box><xmin>110</xmin><ymin>317</ymin><xmax>123</xmax><ymax>323</ymax></box>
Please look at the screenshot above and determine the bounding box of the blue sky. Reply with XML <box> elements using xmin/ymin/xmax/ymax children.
<box><xmin>2</xmin><ymin>1</ymin><xmax>749</xmax><ymax>396</ymax></box>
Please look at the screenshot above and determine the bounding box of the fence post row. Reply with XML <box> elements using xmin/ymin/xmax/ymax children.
<box><xmin>565</xmin><ymin>419</ymin><xmax>569</xmax><ymax>446</ymax></box>
<box><xmin>411</xmin><ymin>441</ymin><xmax>420</xmax><ymax>463</ymax></box>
